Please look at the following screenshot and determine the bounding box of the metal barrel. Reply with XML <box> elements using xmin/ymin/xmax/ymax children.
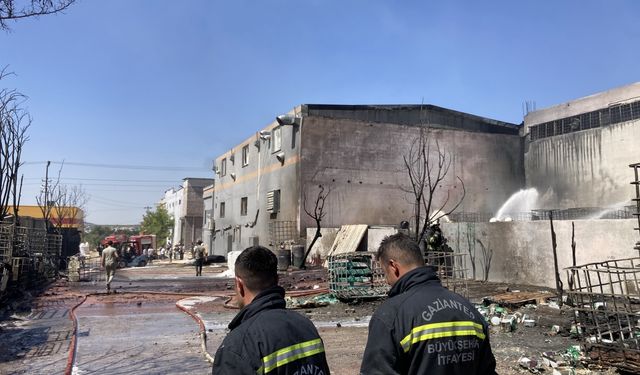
<box><xmin>291</xmin><ymin>245</ymin><xmax>305</xmax><ymax>268</ymax></box>
<box><xmin>276</xmin><ymin>250</ymin><xmax>291</xmax><ymax>271</ymax></box>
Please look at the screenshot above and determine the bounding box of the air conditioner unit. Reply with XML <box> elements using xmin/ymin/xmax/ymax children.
<box><xmin>266</xmin><ymin>190</ymin><xmax>281</xmax><ymax>213</ymax></box>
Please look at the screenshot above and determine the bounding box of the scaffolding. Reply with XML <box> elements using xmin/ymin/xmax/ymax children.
<box><xmin>328</xmin><ymin>252</ymin><xmax>388</xmax><ymax>300</ymax></box>
<box><xmin>566</xmin><ymin>257</ymin><xmax>640</xmax><ymax>372</ymax></box>
<box><xmin>632</xmin><ymin>163</ymin><xmax>640</xmax><ymax>251</ymax></box>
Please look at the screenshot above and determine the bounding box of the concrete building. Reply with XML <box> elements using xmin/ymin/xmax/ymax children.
<box><xmin>202</xmin><ymin>184</ymin><xmax>214</xmax><ymax>253</ymax></box>
<box><xmin>159</xmin><ymin>178</ymin><xmax>213</xmax><ymax>247</ymax></box>
<box><xmin>209</xmin><ymin>83</ymin><xmax>640</xmax><ymax>289</ymax></box>
<box><xmin>161</xmin><ymin>187</ymin><xmax>183</xmax><ymax>245</ymax></box>
<box><xmin>524</xmin><ymin>82</ymin><xmax>640</xmax><ymax>209</ymax></box>
<box><xmin>210</xmin><ymin>104</ymin><xmax>523</xmax><ymax>256</ymax></box>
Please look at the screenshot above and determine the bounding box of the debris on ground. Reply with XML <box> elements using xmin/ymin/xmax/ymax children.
<box><xmin>285</xmin><ymin>293</ymin><xmax>339</xmax><ymax>309</ymax></box>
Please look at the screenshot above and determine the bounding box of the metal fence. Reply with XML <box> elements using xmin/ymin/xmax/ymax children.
<box><xmin>425</xmin><ymin>251</ymin><xmax>469</xmax><ymax>298</ymax></box>
<box><xmin>565</xmin><ymin>257</ymin><xmax>640</xmax><ymax>372</ymax></box>
<box><xmin>328</xmin><ymin>251</ymin><xmax>470</xmax><ymax>300</ymax></box>
<box><xmin>449</xmin><ymin>206</ymin><xmax>636</xmax><ymax>223</ymax></box>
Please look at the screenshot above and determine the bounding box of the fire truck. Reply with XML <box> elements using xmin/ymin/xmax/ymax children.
<box><xmin>100</xmin><ymin>234</ymin><xmax>156</xmax><ymax>267</ymax></box>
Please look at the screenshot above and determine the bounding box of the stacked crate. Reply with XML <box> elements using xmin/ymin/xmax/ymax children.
<box><xmin>328</xmin><ymin>252</ymin><xmax>388</xmax><ymax>300</ymax></box>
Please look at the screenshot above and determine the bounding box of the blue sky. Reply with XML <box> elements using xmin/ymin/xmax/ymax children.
<box><xmin>2</xmin><ymin>0</ymin><xmax>639</xmax><ymax>224</ymax></box>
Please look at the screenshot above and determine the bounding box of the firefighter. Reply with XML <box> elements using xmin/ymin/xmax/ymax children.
<box><xmin>212</xmin><ymin>246</ymin><xmax>330</xmax><ymax>374</ymax></box>
<box><xmin>360</xmin><ymin>233</ymin><xmax>496</xmax><ymax>375</ymax></box>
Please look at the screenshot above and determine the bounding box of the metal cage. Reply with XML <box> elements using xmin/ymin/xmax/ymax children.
<box><xmin>328</xmin><ymin>252</ymin><xmax>389</xmax><ymax>300</ymax></box>
<box><xmin>566</xmin><ymin>257</ymin><xmax>640</xmax><ymax>372</ymax></box>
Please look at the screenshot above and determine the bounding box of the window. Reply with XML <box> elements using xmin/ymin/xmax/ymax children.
<box><xmin>240</xmin><ymin>197</ymin><xmax>248</xmax><ymax>216</ymax></box>
<box><xmin>221</xmin><ymin>158</ymin><xmax>227</xmax><ymax>176</ymax></box>
<box><xmin>266</xmin><ymin>189</ymin><xmax>281</xmax><ymax>213</ymax></box>
<box><xmin>242</xmin><ymin>145</ymin><xmax>249</xmax><ymax>167</ymax></box>
<box><xmin>220</xmin><ymin>202</ymin><xmax>225</xmax><ymax>218</ymax></box>
<box><xmin>272</xmin><ymin>126</ymin><xmax>282</xmax><ymax>152</ymax></box>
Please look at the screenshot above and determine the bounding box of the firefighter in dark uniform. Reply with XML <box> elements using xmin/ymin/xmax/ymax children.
<box><xmin>360</xmin><ymin>233</ymin><xmax>496</xmax><ymax>375</ymax></box>
<box><xmin>212</xmin><ymin>246</ymin><xmax>330</xmax><ymax>374</ymax></box>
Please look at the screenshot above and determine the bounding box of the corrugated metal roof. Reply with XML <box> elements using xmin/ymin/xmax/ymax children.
<box><xmin>327</xmin><ymin>224</ymin><xmax>368</xmax><ymax>257</ymax></box>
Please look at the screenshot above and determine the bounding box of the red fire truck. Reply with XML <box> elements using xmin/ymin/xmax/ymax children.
<box><xmin>100</xmin><ymin>234</ymin><xmax>156</xmax><ymax>267</ymax></box>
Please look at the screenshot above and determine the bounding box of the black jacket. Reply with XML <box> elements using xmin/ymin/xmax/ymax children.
<box><xmin>212</xmin><ymin>286</ymin><xmax>330</xmax><ymax>375</ymax></box>
<box><xmin>360</xmin><ymin>266</ymin><xmax>496</xmax><ymax>375</ymax></box>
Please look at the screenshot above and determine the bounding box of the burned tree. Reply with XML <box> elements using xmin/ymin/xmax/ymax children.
<box><xmin>302</xmin><ymin>184</ymin><xmax>331</xmax><ymax>269</ymax></box>
<box><xmin>402</xmin><ymin>125</ymin><xmax>465</xmax><ymax>247</ymax></box>
<box><xmin>52</xmin><ymin>184</ymin><xmax>87</xmax><ymax>231</ymax></box>
<box><xmin>475</xmin><ymin>238</ymin><xmax>493</xmax><ymax>282</ymax></box>
<box><xmin>36</xmin><ymin>161</ymin><xmax>88</xmax><ymax>232</ymax></box>
<box><xmin>0</xmin><ymin>69</ymin><xmax>30</xmax><ymax>223</ymax></box>
<box><xmin>36</xmin><ymin>160</ymin><xmax>60</xmax><ymax>231</ymax></box>
<box><xmin>0</xmin><ymin>0</ymin><xmax>76</xmax><ymax>30</ymax></box>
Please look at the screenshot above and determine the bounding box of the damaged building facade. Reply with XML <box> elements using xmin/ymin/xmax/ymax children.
<box><xmin>209</xmin><ymin>82</ymin><xmax>640</xmax><ymax>290</ymax></box>
<box><xmin>209</xmin><ymin>104</ymin><xmax>523</xmax><ymax>256</ymax></box>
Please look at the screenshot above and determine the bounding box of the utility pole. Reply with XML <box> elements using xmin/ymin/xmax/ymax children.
<box><xmin>44</xmin><ymin>161</ymin><xmax>51</xmax><ymax>230</ymax></box>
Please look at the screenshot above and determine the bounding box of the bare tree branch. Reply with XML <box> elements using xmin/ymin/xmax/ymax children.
<box><xmin>0</xmin><ymin>0</ymin><xmax>76</xmax><ymax>30</ymax></box>
<box><xmin>0</xmin><ymin>67</ymin><xmax>30</xmax><ymax>222</ymax></box>
<box><xmin>302</xmin><ymin>184</ymin><xmax>331</xmax><ymax>269</ymax></box>
<box><xmin>401</xmin><ymin>110</ymin><xmax>466</xmax><ymax>247</ymax></box>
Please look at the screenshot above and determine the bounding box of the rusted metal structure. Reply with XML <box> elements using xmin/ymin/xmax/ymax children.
<box><xmin>0</xmin><ymin>224</ymin><xmax>62</xmax><ymax>297</ymax></box>
<box><xmin>566</xmin><ymin>257</ymin><xmax>640</xmax><ymax>372</ymax></box>
<box><xmin>424</xmin><ymin>251</ymin><xmax>469</xmax><ymax>297</ymax></box>
<box><xmin>328</xmin><ymin>250</ymin><xmax>470</xmax><ymax>300</ymax></box>
<box><xmin>632</xmin><ymin>162</ymin><xmax>640</xmax><ymax>251</ymax></box>
<box><xmin>563</xmin><ymin>162</ymin><xmax>640</xmax><ymax>372</ymax></box>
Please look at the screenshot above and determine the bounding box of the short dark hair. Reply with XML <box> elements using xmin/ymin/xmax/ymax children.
<box><xmin>107</xmin><ymin>241</ymin><xmax>113</xmax><ymax>246</ymax></box>
<box><xmin>235</xmin><ymin>246</ymin><xmax>278</xmax><ymax>292</ymax></box>
<box><xmin>377</xmin><ymin>233</ymin><xmax>424</xmax><ymax>267</ymax></box>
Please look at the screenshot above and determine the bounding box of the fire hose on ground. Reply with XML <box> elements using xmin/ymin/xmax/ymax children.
<box><xmin>64</xmin><ymin>288</ymin><xmax>330</xmax><ymax>374</ymax></box>
<box><xmin>63</xmin><ymin>291</ymin><xmax>230</xmax><ymax>375</ymax></box>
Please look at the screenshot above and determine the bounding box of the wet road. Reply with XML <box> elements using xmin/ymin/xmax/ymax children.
<box><xmin>73</xmin><ymin>298</ymin><xmax>210</xmax><ymax>375</ymax></box>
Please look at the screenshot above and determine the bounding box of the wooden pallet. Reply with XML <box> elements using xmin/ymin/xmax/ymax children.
<box><xmin>484</xmin><ymin>291</ymin><xmax>554</xmax><ymax>307</ymax></box>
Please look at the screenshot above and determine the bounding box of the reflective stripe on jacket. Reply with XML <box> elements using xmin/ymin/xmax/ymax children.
<box><xmin>360</xmin><ymin>266</ymin><xmax>497</xmax><ymax>375</ymax></box>
<box><xmin>212</xmin><ymin>286</ymin><xmax>330</xmax><ymax>375</ymax></box>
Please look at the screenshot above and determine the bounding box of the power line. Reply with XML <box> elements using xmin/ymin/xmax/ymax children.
<box><xmin>23</xmin><ymin>182</ymin><xmax>172</xmax><ymax>187</ymax></box>
<box><xmin>23</xmin><ymin>177</ymin><xmax>180</xmax><ymax>183</ymax></box>
<box><xmin>24</xmin><ymin>160</ymin><xmax>209</xmax><ymax>171</ymax></box>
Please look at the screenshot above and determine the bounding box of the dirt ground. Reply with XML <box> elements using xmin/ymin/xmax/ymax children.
<box><xmin>0</xmin><ymin>256</ymin><xmax>623</xmax><ymax>374</ymax></box>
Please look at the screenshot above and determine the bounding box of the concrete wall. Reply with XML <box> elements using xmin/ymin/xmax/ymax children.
<box><xmin>523</xmin><ymin>82</ymin><xmax>640</xmax><ymax>209</ymax></box>
<box><xmin>299</xmin><ymin>116</ymin><xmax>524</xmax><ymax>234</ymax></box>
<box><xmin>212</xmin><ymin>115</ymin><xmax>302</xmax><ymax>254</ymax></box>
<box><xmin>523</xmin><ymin>82</ymin><xmax>640</xmax><ymax>134</ymax></box>
<box><xmin>442</xmin><ymin>220</ymin><xmax>639</xmax><ymax>288</ymax></box>
<box><xmin>305</xmin><ymin>228</ymin><xmax>339</xmax><ymax>259</ymax></box>
<box><xmin>525</xmin><ymin>120</ymin><xmax>640</xmax><ymax>209</ymax></box>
